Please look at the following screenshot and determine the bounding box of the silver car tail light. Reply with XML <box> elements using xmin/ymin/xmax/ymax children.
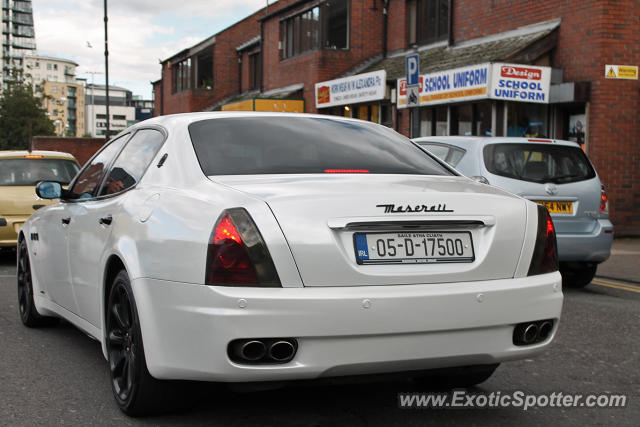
<box><xmin>600</xmin><ymin>184</ymin><xmax>609</xmax><ymax>214</ymax></box>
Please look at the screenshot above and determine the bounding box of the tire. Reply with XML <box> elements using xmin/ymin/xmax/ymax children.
<box><xmin>106</xmin><ymin>270</ymin><xmax>177</xmax><ymax>416</ymax></box>
<box><xmin>414</xmin><ymin>364</ymin><xmax>499</xmax><ymax>389</ymax></box>
<box><xmin>560</xmin><ymin>262</ymin><xmax>597</xmax><ymax>288</ymax></box>
<box><xmin>17</xmin><ymin>238</ymin><xmax>57</xmax><ymax>327</ymax></box>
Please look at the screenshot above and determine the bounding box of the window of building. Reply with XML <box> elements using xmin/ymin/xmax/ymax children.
<box><xmin>46</xmin><ymin>63</ymin><xmax>51</xmax><ymax>70</ymax></box>
<box><xmin>51</xmin><ymin>86</ymin><xmax>58</xmax><ymax>94</ymax></box>
<box><xmin>96</xmin><ymin>114</ymin><xmax>107</xmax><ymax>119</ymax></box>
<box><xmin>53</xmin><ymin>64</ymin><xmax>58</xmax><ymax>71</ymax></box>
<box><xmin>407</xmin><ymin>0</ymin><xmax>449</xmax><ymax>46</ymax></box>
<box><xmin>112</xmin><ymin>114</ymin><xmax>126</xmax><ymax>120</ymax></box>
<box><xmin>281</xmin><ymin>1</ymin><xmax>348</xmax><ymax>59</ymax></box>
<box><xmin>34</xmin><ymin>61</ymin><xmax>39</xmax><ymax>68</ymax></box>
<box><xmin>172</xmin><ymin>58</ymin><xmax>191</xmax><ymax>93</ymax></box>
<box><xmin>506</xmin><ymin>102</ymin><xmax>549</xmax><ymax>138</ymax></box>
<box><xmin>249</xmin><ymin>51</ymin><xmax>261</xmax><ymax>90</ymax></box>
<box><xmin>195</xmin><ymin>51</ymin><xmax>213</xmax><ymax>89</ymax></box>
<box><xmin>322</xmin><ymin>0</ymin><xmax>349</xmax><ymax>49</ymax></box>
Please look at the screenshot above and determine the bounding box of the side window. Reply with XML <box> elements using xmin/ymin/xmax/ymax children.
<box><xmin>68</xmin><ymin>135</ymin><xmax>128</xmax><ymax>199</ymax></box>
<box><xmin>99</xmin><ymin>129</ymin><xmax>165</xmax><ymax>196</ymax></box>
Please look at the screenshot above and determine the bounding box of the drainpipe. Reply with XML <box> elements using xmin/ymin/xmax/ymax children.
<box><xmin>382</xmin><ymin>0</ymin><xmax>389</xmax><ymax>58</ymax></box>
<box><xmin>238</xmin><ymin>53</ymin><xmax>243</xmax><ymax>94</ymax></box>
<box><xmin>448</xmin><ymin>0</ymin><xmax>454</xmax><ymax>46</ymax></box>
<box><xmin>259</xmin><ymin>20</ymin><xmax>264</xmax><ymax>93</ymax></box>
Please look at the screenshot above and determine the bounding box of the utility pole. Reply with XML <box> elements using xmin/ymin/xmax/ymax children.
<box><xmin>104</xmin><ymin>0</ymin><xmax>110</xmax><ymax>142</ymax></box>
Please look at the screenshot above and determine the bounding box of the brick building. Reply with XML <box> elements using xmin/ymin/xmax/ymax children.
<box><xmin>153</xmin><ymin>0</ymin><xmax>639</xmax><ymax>235</ymax></box>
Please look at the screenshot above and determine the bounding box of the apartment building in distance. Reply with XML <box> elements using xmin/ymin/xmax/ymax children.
<box><xmin>85</xmin><ymin>84</ymin><xmax>135</xmax><ymax>137</ymax></box>
<box><xmin>23</xmin><ymin>54</ymin><xmax>85</xmax><ymax>137</ymax></box>
<box><xmin>1</xmin><ymin>0</ymin><xmax>36</xmax><ymax>89</ymax></box>
<box><xmin>153</xmin><ymin>0</ymin><xmax>640</xmax><ymax>235</ymax></box>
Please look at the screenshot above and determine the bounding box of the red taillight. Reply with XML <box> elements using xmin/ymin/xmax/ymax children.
<box><xmin>600</xmin><ymin>184</ymin><xmax>608</xmax><ymax>214</ymax></box>
<box><xmin>205</xmin><ymin>209</ymin><xmax>281</xmax><ymax>287</ymax></box>
<box><xmin>528</xmin><ymin>205</ymin><xmax>559</xmax><ymax>276</ymax></box>
<box><xmin>324</xmin><ymin>169</ymin><xmax>370</xmax><ymax>173</ymax></box>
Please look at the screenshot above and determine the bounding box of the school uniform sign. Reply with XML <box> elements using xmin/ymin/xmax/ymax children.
<box><xmin>397</xmin><ymin>62</ymin><xmax>551</xmax><ymax>109</ymax></box>
<box><xmin>490</xmin><ymin>63</ymin><xmax>551</xmax><ymax>103</ymax></box>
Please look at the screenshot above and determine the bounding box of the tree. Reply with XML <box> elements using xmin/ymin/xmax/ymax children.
<box><xmin>0</xmin><ymin>75</ymin><xmax>55</xmax><ymax>151</ymax></box>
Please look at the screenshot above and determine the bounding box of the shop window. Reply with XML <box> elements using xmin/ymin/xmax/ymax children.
<box><xmin>195</xmin><ymin>51</ymin><xmax>213</xmax><ymax>89</ymax></box>
<box><xmin>172</xmin><ymin>58</ymin><xmax>191</xmax><ymax>93</ymax></box>
<box><xmin>451</xmin><ymin>104</ymin><xmax>472</xmax><ymax>136</ymax></box>
<box><xmin>507</xmin><ymin>102</ymin><xmax>549</xmax><ymax>138</ymax></box>
<box><xmin>281</xmin><ymin>1</ymin><xmax>348</xmax><ymax>59</ymax></box>
<box><xmin>408</xmin><ymin>0</ymin><xmax>449</xmax><ymax>46</ymax></box>
<box><xmin>416</xmin><ymin>106</ymin><xmax>448</xmax><ymax>136</ymax></box>
<box><xmin>249</xmin><ymin>52</ymin><xmax>261</xmax><ymax>90</ymax></box>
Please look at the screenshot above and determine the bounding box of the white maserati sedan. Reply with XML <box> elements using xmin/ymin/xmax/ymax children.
<box><xmin>18</xmin><ymin>112</ymin><xmax>563</xmax><ymax>415</ymax></box>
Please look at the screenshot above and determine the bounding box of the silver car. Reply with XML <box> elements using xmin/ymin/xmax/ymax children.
<box><xmin>414</xmin><ymin>136</ymin><xmax>613</xmax><ymax>288</ymax></box>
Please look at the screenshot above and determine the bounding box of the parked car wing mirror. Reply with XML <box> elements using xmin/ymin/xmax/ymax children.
<box><xmin>36</xmin><ymin>181</ymin><xmax>63</xmax><ymax>199</ymax></box>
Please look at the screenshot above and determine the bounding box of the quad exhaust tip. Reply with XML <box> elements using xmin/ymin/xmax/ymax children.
<box><xmin>513</xmin><ymin>319</ymin><xmax>555</xmax><ymax>346</ymax></box>
<box><xmin>229</xmin><ymin>338</ymin><xmax>297</xmax><ymax>364</ymax></box>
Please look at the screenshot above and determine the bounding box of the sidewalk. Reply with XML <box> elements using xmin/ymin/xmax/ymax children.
<box><xmin>595</xmin><ymin>237</ymin><xmax>640</xmax><ymax>284</ymax></box>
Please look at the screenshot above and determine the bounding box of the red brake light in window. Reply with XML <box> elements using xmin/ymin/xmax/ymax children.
<box><xmin>206</xmin><ymin>209</ymin><xmax>281</xmax><ymax>287</ymax></box>
<box><xmin>324</xmin><ymin>169</ymin><xmax>370</xmax><ymax>173</ymax></box>
<box><xmin>528</xmin><ymin>139</ymin><xmax>552</xmax><ymax>143</ymax></box>
<box><xmin>600</xmin><ymin>184</ymin><xmax>608</xmax><ymax>214</ymax></box>
<box><xmin>24</xmin><ymin>154</ymin><xmax>43</xmax><ymax>159</ymax></box>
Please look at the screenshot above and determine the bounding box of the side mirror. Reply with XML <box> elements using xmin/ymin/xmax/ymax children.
<box><xmin>36</xmin><ymin>181</ymin><xmax>62</xmax><ymax>199</ymax></box>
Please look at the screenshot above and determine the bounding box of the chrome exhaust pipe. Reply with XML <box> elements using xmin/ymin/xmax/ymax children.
<box><xmin>537</xmin><ymin>321</ymin><xmax>553</xmax><ymax>341</ymax></box>
<box><xmin>268</xmin><ymin>340</ymin><xmax>295</xmax><ymax>362</ymax></box>
<box><xmin>234</xmin><ymin>340</ymin><xmax>266</xmax><ymax>361</ymax></box>
<box><xmin>522</xmin><ymin>324</ymin><xmax>539</xmax><ymax>344</ymax></box>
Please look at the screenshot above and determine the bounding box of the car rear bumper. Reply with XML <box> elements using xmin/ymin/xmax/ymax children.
<box><xmin>0</xmin><ymin>215</ymin><xmax>28</xmax><ymax>247</ymax></box>
<box><xmin>556</xmin><ymin>219</ymin><xmax>613</xmax><ymax>262</ymax></box>
<box><xmin>132</xmin><ymin>273</ymin><xmax>563</xmax><ymax>382</ymax></box>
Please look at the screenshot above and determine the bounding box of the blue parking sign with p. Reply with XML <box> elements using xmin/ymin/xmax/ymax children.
<box><xmin>406</xmin><ymin>54</ymin><xmax>419</xmax><ymax>86</ymax></box>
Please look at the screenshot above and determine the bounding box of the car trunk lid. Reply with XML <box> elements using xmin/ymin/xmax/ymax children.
<box><xmin>213</xmin><ymin>174</ymin><xmax>528</xmax><ymax>287</ymax></box>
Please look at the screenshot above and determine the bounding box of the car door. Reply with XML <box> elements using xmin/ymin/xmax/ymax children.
<box><xmin>62</xmin><ymin>134</ymin><xmax>129</xmax><ymax>323</ymax></box>
<box><xmin>67</xmin><ymin>129</ymin><xmax>165</xmax><ymax>327</ymax></box>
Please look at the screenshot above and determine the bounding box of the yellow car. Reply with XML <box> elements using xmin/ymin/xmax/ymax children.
<box><xmin>0</xmin><ymin>150</ymin><xmax>80</xmax><ymax>248</ymax></box>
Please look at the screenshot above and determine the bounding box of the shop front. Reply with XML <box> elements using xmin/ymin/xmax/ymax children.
<box><xmin>315</xmin><ymin>70</ymin><xmax>394</xmax><ymax>127</ymax></box>
<box><xmin>398</xmin><ymin>62</ymin><xmax>555</xmax><ymax>139</ymax></box>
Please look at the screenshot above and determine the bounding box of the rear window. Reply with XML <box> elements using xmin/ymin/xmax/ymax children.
<box><xmin>189</xmin><ymin>117</ymin><xmax>452</xmax><ymax>176</ymax></box>
<box><xmin>0</xmin><ymin>158</ymin><xmax>79</xmax><ymax>186</ymax></box>
<box><xmin>483</xmin><ymin>143</ymin><xmax>596</xmax><ymax>184</ymax></box>
<box><xmin>418</xmin><ymin>142</ymin><xmax>466</xmax><ymax>167</ymax></box>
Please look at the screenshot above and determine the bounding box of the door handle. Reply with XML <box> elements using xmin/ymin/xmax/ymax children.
<box><xmin>61</xmin><ymin>217</ymin><xmax>71</xmax><ymax>225</ymax></box>
<box><xmin>99</xmin><ymin>215</ymin><xmax>113</xmax><ymax>226</ymax></box>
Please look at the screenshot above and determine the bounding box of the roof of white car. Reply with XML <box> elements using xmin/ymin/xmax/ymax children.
<box><xmin>132</xmin><ymin>111</ymin><xmax>369</xmax><ymax>130</ymax></box>
<box><xmin>412</xmin><ymin>136</ymin><xmax>582</xmax><ymax>149</ymax></box>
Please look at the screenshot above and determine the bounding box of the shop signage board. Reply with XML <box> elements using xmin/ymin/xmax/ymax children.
<box><xmin>397</xmin><ymin>62</ymin><xmax>551</xmax><ymax>109</ymax></box>
<box><xmin>605</xmin><ymin>65</ymin><xmax>638</xmax><ymax>80</ymax></box>
<box><xmin>315</xmin><ymin>70</ymin><xmax>387</xmax><ymax>108</ymax></box>
<box><xmin>489</xmin><ymin>63</ymin><xmax>551</xmax><ymax>104</ymax></box>
<box><xmin>398</xmin><ymin>63</ymin><xmax>491</xmax><ymax>109</ymax></box>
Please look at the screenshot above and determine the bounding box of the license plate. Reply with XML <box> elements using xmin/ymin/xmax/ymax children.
<box><xmin>535</xmin><ymin>200</ymin><xmax>573</xmax><ymax>214</ymax></box>
<box><xmin>354</xmin><ymin>231</ymin><xmax>474</xmax><ymax>265</ymax></box>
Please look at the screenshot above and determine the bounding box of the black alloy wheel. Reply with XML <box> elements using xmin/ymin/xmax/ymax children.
<box><xmin>106</xmin><ymin>270</ymin><xmax>175</xmax><ymax>416</ymax></box>
<box><xmin>17</xmin><ymin>238</ymin><xmax>55</xmax><ymax>327</ymax></box>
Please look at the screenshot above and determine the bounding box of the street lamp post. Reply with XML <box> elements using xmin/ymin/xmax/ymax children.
<box><xmin>86</xmin><ymin>71</ymin><xmax>102</xmax><ymax>137</ymax></box>
<box><xmin>104</xmin><ymin>0</ymin><xmax>110</xmax><ymax>142</ymax></box>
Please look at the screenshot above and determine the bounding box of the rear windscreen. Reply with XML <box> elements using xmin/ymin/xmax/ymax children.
<box><xmin>483</xmin><ymin>143</ymin><xmax>596</xmax><ymax>184</ymax></box>
<box><xmin>0</xmin><ymin>158</ymin><xmax>79</xmax><ymax>186</ymax></box>
<box><xmin>189</xmin><ymin>117</ymin><xmax>453</xmax><ymax>176</ymax></box>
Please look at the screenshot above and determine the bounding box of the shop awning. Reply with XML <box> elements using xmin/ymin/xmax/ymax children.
<box><xmin>206</xmin><ymin>84</ymin><xmax>305</xmax><ymax>113</ymax></box>
<box><xmin>356</xmin><ymin>19</ymin><xmax>559</xmax><ymax>81</ymax></box>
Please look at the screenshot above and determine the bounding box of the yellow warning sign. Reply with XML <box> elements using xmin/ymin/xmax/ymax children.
<box><xmin>605</xmin><ymin>65</ymin><xmax>638</xmax><ymax>80</ymax></box>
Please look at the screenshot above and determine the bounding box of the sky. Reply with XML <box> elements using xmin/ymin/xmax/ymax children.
<box><xmin>33</xmin><ymin>0</ymin><xmax>269</xmax><ymax>99</ymax></box>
